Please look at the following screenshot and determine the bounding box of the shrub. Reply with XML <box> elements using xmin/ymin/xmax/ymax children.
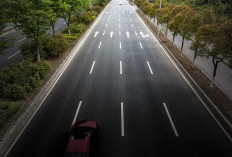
<box><xmin>42</xmin><ymin>34</ymin><xmax>70</xmax><ymax>57</ymax></box>
<box><xmin>89</xmin><ymin>6</ymin><xmax>102</xmax><ymax>13</ymax></box>
<box><xmin>0</xmin><ymin>101</ymin><xmax>20</xmax><ymax>130</ymax></box>
<box><xmin>20</xmin><ymin>40</ymin><xmax>37</xmax><ymax>57</ymax></box>
<box><xmin>62</xmin><ymin>34</ymin><xmax>78</xmax><ymax>42</ymax></box>
<box><xmin>79</xmin><ymin>13</ymin><xmax>92</xmax><ymax>25</ymax></box>
<box><xmin>0</xmin><ymin>59</ymin><xmax>51</xmax><ymax>99</ymax></box>
<box><xmin>71</xmin><ymin>23</ymin><xmax>87</xmax><ymax>34</ymax></box>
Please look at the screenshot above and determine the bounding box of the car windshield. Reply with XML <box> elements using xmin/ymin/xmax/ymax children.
<box><xmin>64</xmin><ymin>152</ymin><xmax>87</xmax><ymax>157</ymax></box>
<box><xmin>74</xmin><ymin>127</ymin><xmax>95</xmax><ymax>133</ymax></box>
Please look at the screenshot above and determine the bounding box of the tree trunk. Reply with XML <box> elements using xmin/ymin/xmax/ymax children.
<box><xmin>180</xmin><ymin>36</ymin><xmax>185</xmax><ymax>56</ymax></box>
<box><xmin>172</xmin><ymin>35</ymin><xmax>175</xmax><ymax>44</ymax></box>
<box><xmin>36</xmin><ymin>43</ymin><xmax>40</xmax><ymax>62</ymax></box>
<box><xmin>210</xmin><ymin>58</ymin><xmax>220</xmax><ymax>88</ymax></box>
<box><xmin>165</xmin><ymin>25</ymin><xmax>168</xmax><ymax>37</ymax></box>
<box><xmin>192</xmin><ymin>52</ymin><xmax>197</xmax><ymax>68</ymax></box>
<box><xmin>51</xmin><ymin>24</ymin><xmax>55</xmax><ymax>35</ymax></box>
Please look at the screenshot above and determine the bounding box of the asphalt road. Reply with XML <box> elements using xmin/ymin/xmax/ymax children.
<box><xmin>5</xmin><ymin>0</ymin><xmax>232</xmax><ymax>157</ymax></box>
<box><xmin>0</xmin><ymin>18</ymin><xmax>67</xmax><ymax>72</ymax></box>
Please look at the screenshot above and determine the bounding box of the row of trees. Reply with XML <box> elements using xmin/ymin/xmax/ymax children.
<box><xmin>135</xmin><ymin>0</ymin><xmax>232</xmax><ymax>88</ymax></box>
<box><xmin>0</xmin><ymin>0</ymin><xmax>108</xmax><ymax>61</ymax></box>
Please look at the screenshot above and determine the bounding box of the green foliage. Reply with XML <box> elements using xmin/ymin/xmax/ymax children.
<box><xmin>62</xmin><ymin>34</ymin><xmax>78</xmax><ymax>42</ymax></box>
<box><xmin>41</xmin><ymin>34</ymin><xmax>70</xmax><ymax>57</ymax></box>
<box><xmin>70</xmin><ymin>23</ymin><xmax>87</xmax><ymax>34</ymax></box>
<box><xmin>0</xmin><ymin>59</ymin><xmax>50</xmax><ymax>99</ymax></box>
<box><xmin>87</xmin><ymin>5</ymin><xmax>102</xmax><ymax>13</ymax></box>
<box><xmin>79</xmin><ymin>11</ymin><xmax>97</xmax><ymax>25</ymax></box>
<box><xmin>0</xmin><ymin>37</ymin><xmax>15</xmax><ymax>52</ymax></box>
<box><xmin>0</xmin><ymin>1</ymin><xmax>8</xmax><ymax>34</ymax></box>
<box><xmin>0</xmin><ymin>102</ymin><xmax>20</xmax><ymax>130</ymax></box>
<box><xmin>9</xmin><ymin>0</ymin><xmax>54</xmax><ymax>61</ymax></box>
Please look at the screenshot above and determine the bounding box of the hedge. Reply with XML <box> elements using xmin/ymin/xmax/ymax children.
<box><xmin>0</xmin><ymin>102</ymin><xmax>20</xmax><ymax>130</ymax></box>
<box><xmin>0</xmin><ymin>59</ymin><xmax>50</xmax><ymax>99</ymax></box>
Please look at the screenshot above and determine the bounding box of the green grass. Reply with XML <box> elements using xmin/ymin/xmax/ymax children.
<box><xmin>0</xmin><ymin>101</ymin><xmax>20</xmax><ymax>130</ymax></box>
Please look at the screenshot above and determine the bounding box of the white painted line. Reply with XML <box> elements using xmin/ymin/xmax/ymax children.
<box><xmin>119</xmin><ymin>19</ymin><xmax>120</xmax><ymax>22</ymax></box>
<box><xmin>94</xmin><ymin>31</ymin><xmax>99</xmax><ymax>38</ymax></box>
<box><xmin>120</xmin><ymin>61</ymin><xmax>122</xmax><ymax>75</ymax></box>
<box><xmin>8</xmin><ymin>50</ymin><xmax>21</xmax><ymax>59</ymax></box>
<box><xmin>3</xmin><ymin>3</ymin><xmax>111</xmax><ymax>156</ymax></box>
<box><xmin>121</xmin><ymin>102</ymin><xmax>125</xmax><ymax>136</ymax></box>
<box><xmin>130</xmin><ymin>18</ymin><xmax>132</xmax><ymax>22</ymax></box>
<box><xmin>126</xmin><ymin>31</ymin><xmax>130</xmax><ymax>38</ymax></box>
<box><xmin>98</xmin><ymin>42</ymin><xmax>102</xmax><ymax>49</ymax></box>
<box><xmin>71</xmin><ymin>101</ymin><xmax>82</xmax><ymax>126</ymax></box>
<box><xmin>119</xmin><ymin>31</ymin><xmax>121</xmax><ymax>36</ymax></box>
<box><xmin>135</xmin><ymin>31</ymin><xmax>137</xmax><ymax>36</ymax></box>
<box><xmin>132</xmin><ymin>24</ymin><xmax>134</xmax><ymax>27</ymax></box>
<box><xmin>90</xmin><ymin>61</ymin><xmax>96</xmax><ymax>74</ymax></box>
<box><xmin>139</xmin><ymin>42</ymin><xmax>143</xmax><ymax>49</ymax></box>
<box><xmin>135</xmin><ymin>9</ymin><xmax>232</xmax><ymax>142</ymax></box>
<box><xmin>119</xmin><ymin>42</ymin><xmax>121</xmax><ymax>49</ymax></box>
<box><xmin>108</xmin><ymin>18</ymin><xmax>110</xmax><ymax>22</ymax></box>
<box><xmin>103</xmin><ymin>31</ymin><xmax>105</xmax><ymax>36</ymax></box>
<box><xmin>163</xmin><ymin>103</ymin><xmax>179</xmax><ymax>137</ymax></box>
<box><xmin>110</xmin><ymin>31</ymin><xmax>114</xmax><ymax>38</ymax></box>
<box><xmin>119</xmin><ymin>24</ymin><xmax>121</xmax><ymax>27</ymax></box>
<box><xmin>105</xmin><ymin>24</ymin><xmax>108</xmax><ymax>27</ymax></box>
<box><xmin>17</xmin><ymin>37</ymin><xmax>26</xmax><ymax>43</ymax></box>
<box><xmin>147</xmin><ymin>61</ymin><xmax>153</xmax><ymax>75</ymax></box>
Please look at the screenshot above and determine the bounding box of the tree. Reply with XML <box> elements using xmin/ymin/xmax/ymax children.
<box><xmin>50</xmin><ymin>0</ymin><xmax>68</xmax><ymax>34</ymax></box>
<box><xmin>196</xmin><ymin>20</ymin><xmax>232</xmax><ymax>88</ymax></box>
<box><xmin>156</xmin><ymin>4</ymin><xmax>174</xmax><ymax>36</ymax></box>
<box><xmin>190</xmin><ymin>9</ymin><xmax>216</xmax><ymax>67</ymax></box>
<box><xmin>9</xmin><ymin>0</ymin><xmax>53</xmax><ymax>61</ymax></box>
<box><xmin>168</xmin><ymin>5</ymin><xmax>189</xmax><ymax>44</ymax></box>
<box><xmin>149</xmin><ymin>0</ymin><xmax>167</xmax><ymax>24</ymax></box>
<box><xmin>0</xmin><ymin>1</ymin><xmax>7</xmax><ymax>34</ymax></box>
<box><xmin>62</xmin><ymin>0</ymin><xmax>83</xmax><ymax>35</ymax></box>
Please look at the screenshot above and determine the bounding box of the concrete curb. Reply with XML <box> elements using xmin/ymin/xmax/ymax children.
<box><xmin>0</xmin><ymin>3</ymin><xmax>110</xmax><ymax>156</ymax></box>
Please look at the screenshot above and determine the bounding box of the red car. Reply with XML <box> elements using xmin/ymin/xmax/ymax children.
<box><xmin>64</xmin><ymin>120</ymin><xmax>99</xmax><ymax>157</ymax></box>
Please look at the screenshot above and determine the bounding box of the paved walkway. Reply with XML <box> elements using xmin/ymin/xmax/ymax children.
<box><xmin>150</xmin><ymin>18</ymin><xmax>232</xmax><ymax>99</ymax></box>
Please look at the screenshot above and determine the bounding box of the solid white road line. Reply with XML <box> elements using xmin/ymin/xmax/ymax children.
<box><xmin>17</xmin><ymin>37</ymin><xmax>26</xmax><ymax>43</ymax></box>
<box><xmin>121</xmin><ymin>102</ymin><xmax>125</xmax><ymax>136</ymax></box>
<box><xmin>163</xmin><ymin>103</ymin><xmax>179</xmax><ymax>137</ymax></box>
<box><xmin>120</xmin><ymin>61</ymin><xmax>122</xmax><ymax>74</ymax></box>
<box><xmin>147</xmin><ymin>61</ymin><xmax>154</xmax><ymax>75</ymax></box>
<box><xmin>98</xmin><ymin>42</ymin><xmax>102</xmax><ymax>49</ymax></box>
<box><xmin>105</xmin><ymin>24</ymin><xmax>108</xmax><ymax>27</ymax></box>
<box><xmin>8</xmin><ymin>50</ymin><xmax>21</xmax><ymax>59</ymax></box>
<box><xmin>71</xmin><ymin>101</ymin><xmax>82</xmax><ymax>126</ymax></box>
<box><xmin>132</xmin><ymin>24</ymin><xmax>134</xmax><ymax>27</ymax></box>
<box><xmin>103</xmin><ymin>31</ymin><xmax>105</xmax><ymax>36</ymax></box>
<box><xmin>139</xmin><ymin>42</ymin><xmax>143</xmax><ymax>49</ymax></box>
<box><xmin>119</xmin><ymin>42</ymin><xmax>121</xmax><ymax>49</ymax></box>
<box><xmin>90</xmin><ymin>61</ymin><xmax>96</xmax><ymax>74</ymax></box>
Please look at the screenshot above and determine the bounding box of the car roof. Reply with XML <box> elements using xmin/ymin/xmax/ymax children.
<box><xmin>75</xmin><ymin>120</ymin><xmax>97</xmax><ymax>129</ymax></box>
<box><xmin>65</xmin><ymin>133</ymin><xmax>90</xmax><ymax>153</ymax></box>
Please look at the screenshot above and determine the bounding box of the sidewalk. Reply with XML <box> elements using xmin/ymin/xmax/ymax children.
<box><xmin>149</xmin><ymin>18</ymin><xmax>232</xmax><ymax>100</ymax></box>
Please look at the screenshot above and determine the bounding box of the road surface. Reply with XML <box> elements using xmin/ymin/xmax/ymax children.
<box><xmin>5</xmin><ymin>0</ymin><xmax>232</xmax><ymax>157</ymax></box>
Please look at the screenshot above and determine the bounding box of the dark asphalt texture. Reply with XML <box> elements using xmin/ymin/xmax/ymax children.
<box><xmin>6</xmin><ymin>0</ymin><xmax>232</xmax><ymax>157</ymax></box>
